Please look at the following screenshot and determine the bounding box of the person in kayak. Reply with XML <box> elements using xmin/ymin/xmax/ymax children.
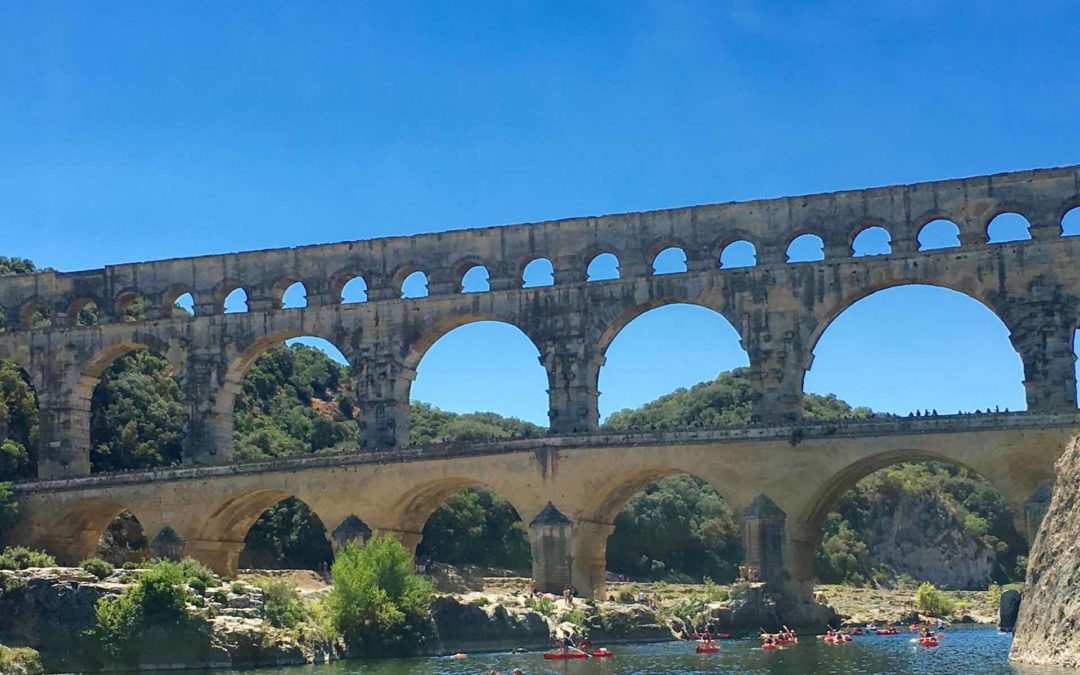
<box><xmin>579</xmin><ymin>635</ymin><xmax>593</xmax><ymax>651</ymax></box>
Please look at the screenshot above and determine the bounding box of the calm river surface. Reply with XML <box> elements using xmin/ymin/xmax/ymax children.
<box><xmin>180</xmin><ymin>627</ymin><xmax>1069</xmax><ymax>675</ymax></box>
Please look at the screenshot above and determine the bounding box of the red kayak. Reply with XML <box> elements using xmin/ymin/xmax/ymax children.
<box><xmin>919</xmin><ymin>638</ymin><xmax>940</xmax><ymax>648</ymax></box>
<box><xmin>762</xmin><ymin>643</ymin><xmax>779</xmax><ymax>650</ymax></box>
<box><xmin>592</xmin><ymin>648</ymin><xmax>614</xmax><ymax>658</ymax></box>
<box><xmin>696</xmin><ymin>644</ymin><xmax>721</xmax><ymax>654</ymax></box>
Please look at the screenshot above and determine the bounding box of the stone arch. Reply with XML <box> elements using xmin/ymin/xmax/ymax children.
<box><xmin>521</xmin><ymin>257</ymin><xmax>554</xmax><ymax>288</ymax></box>
<box><xmin>388</xmin><ymin>476</ymin><xmax>536</xmax><ymax>542</ymax></box>
<box><xmin>917</xmin><ymin>218</ymin><xmax>961</xmax><ymax>251</ymax></box>
<box><xmin>45</xmin><ymin>497</ymin><xmax>141</xmax><ymax>564</ymax></box>
<box><xmin>195</xmin><ymin>488</ymin><xmax>331</xmax><ymax>573</ymax></box>
<box><xmin>805</xmin><ymin>280</ymin><xmax>1013</xmax><ymax>364</ymax></box>
<box><xmin>331</xmin><ymin>269</ymin><xmax>368</xmax><ymax>303</ymax></box>
<box><xmin>785</xmin><ymin>233</ymin><xmax>825</xmax><ymax>263</ymax></box>
<box><xmin>571</xmin><ymin>466</ymin><xmax>737</xmax><ymax>595</ymax></box>
<box><xmin>649</xmin><ymin>244</ymin><xmax>688</xmax><ymax>275</ymax></box>
<box><xmin>239</xmin><ymin>495</ymin><xmax>333</xmax><ymax>571</ymax></box>
<box><xmin>330</xmin><ymin>515</ymin><xmax>373</xmax><ymax>551</ymax></box>
<box><xmin>718</xmin><ymin>240</ymin><xmax>757</xmax><ymax>269</ymax></box>
<box><xmin>18</xmin><ymin>297</ymin><xmax>52</xmax><ymax>330</ymax></box>
<box><xmin>114</xmin><ymin>289</ymin><xmax>148</xmax><ymax>322</ymax></box>
<box><xmin>221</xmin><ymin>285</ymin><xmax>250</xmax><ymax>314</ymax></box>
<box><xmin>404</xmin><ymin>316</ymin><xmax>547</xmax><ymax>429</ymax></box>
<box><xmin>161</xmin><ymin>284</ymin><xmax>196</xmax><ymax>318</ymax></box>
<box><xmin>399</xmin><ymin>269</ymin><xmax>429</xmax><ymax>299</ymax></box>
<box><xmin>1061</xmin><ymin>204</ymin><xmax>1080</xmax><ymax>236</ymax></box>
<box><xmin>84</xmin><ymin>342</ymin><xmax>187</xmax><ymax>473</ymax></box>
<box><xmin>67</xmin><ymin>297</ymin><xmax>101</xmax><ymax>326</ymax></box>
<box><xmin>586</xmin><ymin>251</ymin><xmax>620</xmax><ymax>282</ymax></box>
<box><xmin>457</xmin><ymin>263</ymin><xmax>491</xmax><ymax>293</ymax></box>
<box><xmin>95</xmin><ymin>510</ymin><xmax>149</xmax><ymax>565</ymax></box>
<box><xmin>275</xmin><ymin>279</ymin><xmax>309</xmax><ymax>309</ymax></box>
<box><xmin>595</xmin><ymin>300</ymin><xmax>748</xmax><ymax>423</ymax></box>
<box><xmin>791</xmin><ymin>448</ymin><xmax>1035</xmax><ymax>592</ymax></box>
<box><xmin>987</xmin><ymin>211</ymin><xmax>1033</xmax><ymax>244</ymax></box>
<box><xmin>804</xmin><ymin>283</ymin><xmax>1026</xmax><ymax>414</ymax></box>
<box><xmin>150</xmin><ymin>526</ymin><xmax>185</xmax><ymax>560</ymax></box>
<box><xmin>851</xmin><ymin>225</ymin><xmax>892</xmax><ymax>257</ymax></box>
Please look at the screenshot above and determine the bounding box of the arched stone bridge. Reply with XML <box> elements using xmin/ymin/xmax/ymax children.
<box><xmin>4</xmin><ymin>164</ymin><xmax>1080</xmax><ymax>607</ymax></box>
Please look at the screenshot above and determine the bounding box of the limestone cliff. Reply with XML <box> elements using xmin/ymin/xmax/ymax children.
<box><xmin>865</xmin><ymin>491</ymin><xmax>996</xmax><ymax>590</ymax></box>
<box><xmin>1010</xmin><ymin>435</ymin><xmax>1080</xmax><ymax>669</ymax></box>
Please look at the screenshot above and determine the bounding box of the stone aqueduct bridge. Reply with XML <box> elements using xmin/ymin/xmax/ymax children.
<box><xmin>4</xmin><ymin>164</ymin><xmax>1080</xmax><ymax>604</ymax></box>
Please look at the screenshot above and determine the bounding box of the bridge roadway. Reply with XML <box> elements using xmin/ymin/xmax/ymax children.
<box><xmin>11</xmin><ymin>411</ymin><xmax>1079</xmax><ymax>603</ymax></box>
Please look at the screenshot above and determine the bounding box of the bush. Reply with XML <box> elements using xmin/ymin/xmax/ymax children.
<box><xmin>255</xmin><ymin>578</ymin><xmax>305</xmax><ymax>629</ymax></box>
<box><xmin>0</xmin><ymin>645</ymin><xmax>42</xmax><ymax>675</ymax></box>
<box><xmin>89</xmin><ymin>564</ymin><xmax>192</xmax><ymax>660</ymax></box>
<box><xmin>617</xmin><ymin>589</ymin><xmax>634</xmax><ymax>603</ymax></box>
<box><xmin>0</xmin><ymin>574</ymin><xmax>28</xmax><ymax>596</ymax></box>
<box><xmin>188</xmin><ymin>577</ymin><xmax>208</xmax><ymax>595</ymax></box>
<box><xmin>0</xmin><ymin>483</ymin><xmax>19</xmax><ymax>540</ymax></box>
<box><xmin>121</xmin><ymin>561</ymin><xmax>138</xmax><ymax>570</ymax></box>
<box><xmin>81</xmin><ymin>558</ymin><xmax>115</xmax><ymax>580</ymax></box>
<box><xmin>470</xmin><ymin>596</ymin><xmax>490</xmax><ymax>607</ymax></box>
<box><xmin>525</xmin><ymin>595</ymin><xmax>556</xmax><ymax>616</ymax></box>
<box><xmin>986</xmin><ymin>582</ymin><xmax>1003</xmax><ymax>607</ymax></box>
<box><xmin>231</xmin><ymin>581</ymin><xmax>246</xmax><ymax>594</ymax></box>
<box><xmin>0</xmin><ymin>546</ymin><xmax>55</xmax><ymax>570</ymax></box>
<box><xmin>324</xmin><ymin>535</ymin><xmax>433</xmax><ymax>656</ymax></box>
<box><xmin>914</xmin><ymin>582</ymin><xmax>955</xmax><ymax>617</ymax></box>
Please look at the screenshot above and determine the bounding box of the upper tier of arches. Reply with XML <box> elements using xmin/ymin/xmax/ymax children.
<box><xmin>1</xmin><ymin>167</ymin><xmax>1078</xmax><ymax>331</ymax></box>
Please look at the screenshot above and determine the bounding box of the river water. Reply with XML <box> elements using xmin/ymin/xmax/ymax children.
<box><xmin>178</xmin><ymin>627</ymin><xmax>1069</xmax><ymax>675</ymax></box>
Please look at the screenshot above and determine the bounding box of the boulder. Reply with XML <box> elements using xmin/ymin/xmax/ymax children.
<box><xmin>1009</xmin><ymin>435</ymin><xmax>1080</xmax><ymax>669</ymax></box>
<box><xmin>998</xmin><ymin>589</ymin><xmax>1021</xmax><ymax>632</ymax></box>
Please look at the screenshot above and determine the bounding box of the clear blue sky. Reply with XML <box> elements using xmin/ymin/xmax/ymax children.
<box><xmin>2</xmin><ymin>2</ymin><xmax>1078</xmax><ymax>424</ymax></box>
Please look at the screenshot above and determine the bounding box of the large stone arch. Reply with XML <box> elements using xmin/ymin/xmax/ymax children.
<box><xmin>784</xmin><ymin>443</ymin><xmax>1059</xmax><ymax>602</ymax></box>
<box><xmin>37</xmin><ymin>497</ymin><xmax>141</xmax><ymax>565</ymax></box>
<box><xmin>568</xmin><ymin>464</ymin><xmax>738</xmax><ymax>598</ymax></box>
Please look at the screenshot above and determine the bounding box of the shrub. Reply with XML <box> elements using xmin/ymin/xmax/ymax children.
<box><xmin>562</xmin><ymin>606</ymin><xmax>587</xmax><ymax>628</ymax></box>
<box><xmin>121</xmin><ymin>561</ymin><xmax>138</xmax><ymax>570</ymax></box>
<box><xmin>324</xmin><ymin>535</ymin><xmax>433</xmax><ymax>656</ymax></box>
<box><xmin>255</xmin><ymin>578</ymin><xmax>305</xmax><ymax>629</ymax></box>
<box><xmin>0</xmin><ymin>483</ymin><xmax>19</xmax><ymax>541</ymax></box>
<box><xmin>0</xmin><ymin>574</ymin><xmax>28</xmax><ymax>596</ymax></box>
<box><xmin>89</xmin><ymin>565</ymin><xmax>192</xmax><ymax>660</ymax></box>
<box><xmin>188</xmin><ymin>577</ymin><xmax>208</xmax><ymax>595</ymax></box>
<box><xmin>80</xmin><ymin>558</ymin><xmax>115</xmax><ymax>580</ymax></box>
<box><xmin>617</xmin><ymin>589</ymin><xmax>634</xmax><ymax>603</ymax></box>
<box><xmin>470</xmin><ymin>596</ymin><xmax>490</xmax><ymax>607</ymax></box>
<box><xmin>231</xmin><ymin>581</ymin><xmax>246</xmax><ymax>595</ymax></box>
<box><xmin>0</xmin><ymin>546</ymin><xmax>55</xmax><ymax>570</ymax></box>
<box><xmin>525</xmin><ymin>595</ymin><xmax>556</xmax><ymax>616</ymax></box>
<box><xmin>914</xmin><ymin>582</ymin><xmax>955</xmax><ymax>617</ymax></box>
<box><xmin>986</xmin><ymin>582</ymin><xmax>1003</xmax><ymax>607</ymax></box>
<box><xmin>0</xmin><ymin>645</ymin><xmax>42</xmax><ymax>675</ymax></box>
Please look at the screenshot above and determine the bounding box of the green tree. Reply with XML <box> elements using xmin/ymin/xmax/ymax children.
<box><xmin>90</xmin><ymin>350</ymin><xmax>185</xmax><ymax>472</ymax></box>
<box><xmin>417</xmin><ymin>487</ymin><xmax>531</xmax><ymax>571</ymax></box>
<box><xmin>0</xmin><ymin>483</ymin><xmax>19</xmax><ymax>542</ymax></box>
<box><xmin>325</xmin><ymin>535</ymin><xmax>433</xmax><ymax>656</ymax></box>
<box><xmin>0</xmin><ymin>360</ymin><xmax>38</xmax><ymax>481</ymax></box>
<box><xmin>240</xmin><ymin>497</ymin><xmax>333</xmax><ymax>571</ymax></box>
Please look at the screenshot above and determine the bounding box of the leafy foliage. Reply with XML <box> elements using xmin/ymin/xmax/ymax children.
<box><xmin>0</xmin><ymin>483</ymin><xmax>18</xmax><ymax>542</ymax></box>
<box><xmin>0</xmin><ymin>546</ymin><xmax>55</xmax><ymax>570</ymax></box>
<box><xmin>914</xmin><ymin>581</ymin><xmax>955</xmax><ymax>616</ymax></box>
<box><xmin>606</xmin><ymin>475</ymin><xmax>742</xmax><ymax>582</ymax></box>
<box><xmin>815</xmin><ymin>462</ymin><xmax>1026</xmax><ymax>585</ymax></box>
<box><xmin>80</xmin><ymin>558</ymin><xmax>115</xmax><ymax>580</ymax></box>
<box><xmin>324</xmin><ymin>536</ymin><xmax>433</xmax><ymax>656</ymax></box>
<box><xmin>90</xmin><ymin>350</ymin><xmax>185</xmax><ymax>472</ymax></box>
<box><xmin>0</xmin><ymin>257</ymin><xmax>36</xmax><ymax>276</ymax></box>
<box><xmin>254</xmin><ymin>577</ymin><xmax>306</xmax><ymax>629</ymax></box>
<box><xmin>416</xmin><ymin>487</ymin><xmax>530</xmax><ymax>571</ymax></box>
<box><xmin>604</xmin><ymin>368</ymin><xmax>871</xmax><ymax>430</ymax></box>
<box><xmin>240</xmin><ymin>497</ymin><xmax>333</xmax><ymax>571</ymax></box>
<box><xmin>89</xmin><ymin>562</ymin><xmax>193</xmax><ymax>660</ymax></box>
<box><xmin>234</xmin><ymin>344</ymin><xmax>358</xmax><ymax>460</ymax></box>
<box><xmin>0</xmin><ymin>360</ymin><xmax>38</xmax><ymax>481</ymax></box>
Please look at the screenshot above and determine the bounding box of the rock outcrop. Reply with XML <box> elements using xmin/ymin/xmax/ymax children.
<box><xmin>1010</xmin><ymin>435</ymin><xmax>1080</xmax><ymax>669</ymax></box>
<box><xmin>998</xmin><ymin>589</ymin><xmax>1021</xmax><ymax>632</ymax></box>
<box><xmin>864</xmin><ymin>492</ymin><xmax>996</xmax><ymax>589</ymax></box>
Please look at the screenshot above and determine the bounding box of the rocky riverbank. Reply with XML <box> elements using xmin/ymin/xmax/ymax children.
<box><xmin>0</xmin><ymin>561</ymin><xmax>1004</xmax><ymax>674</ymax></box>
